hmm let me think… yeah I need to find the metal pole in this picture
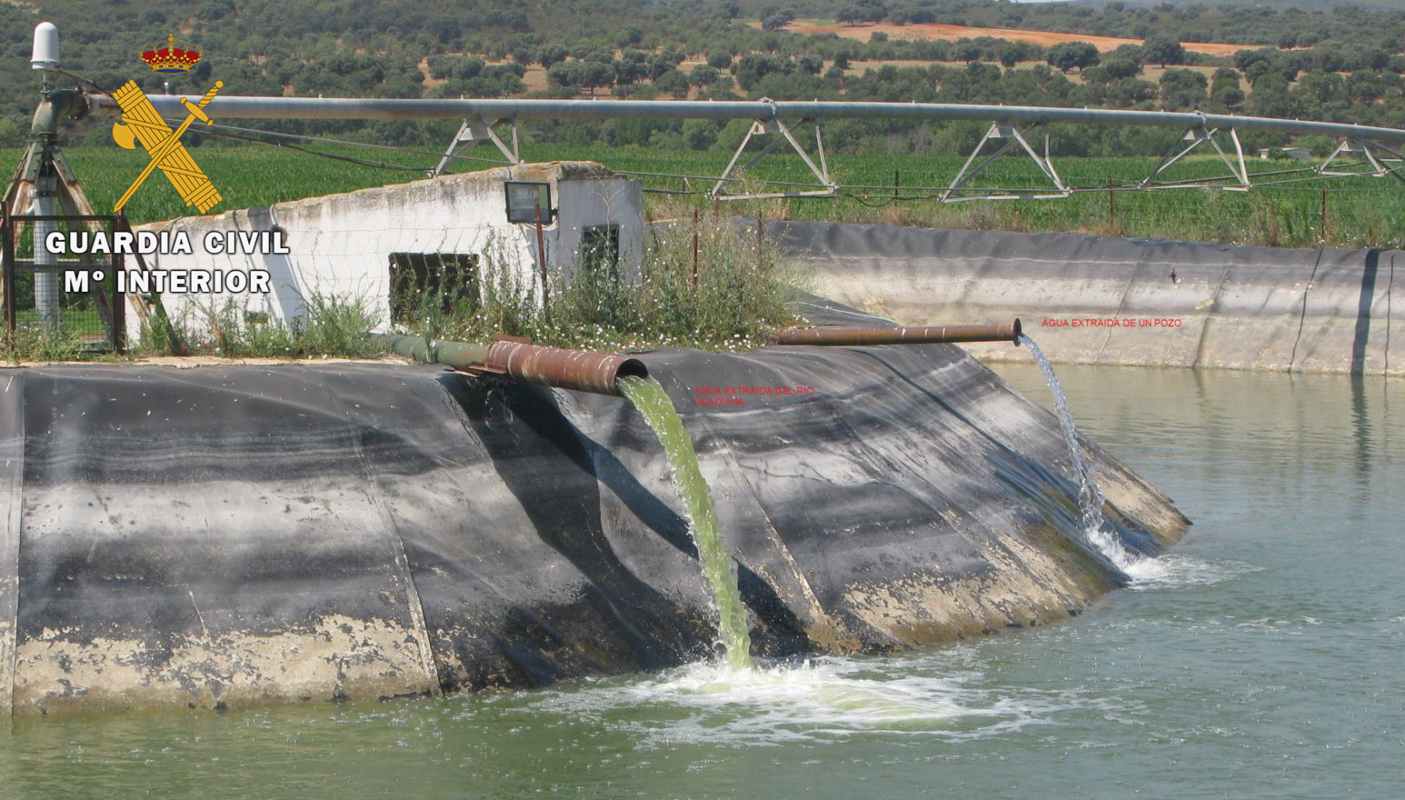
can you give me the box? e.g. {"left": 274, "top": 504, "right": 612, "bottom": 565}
{"left": 32, "top": 171, "right": 58, "bottom": 327}
{"left": 771, "top": 320, "right": 1023, "bottom": 346}
{"left": 89, "top": 94, "right": 1405, "bottom": 144}
{"left": 1, "top": 205, "right": 13, "bottom": 340}
{"left": 534, "top": 202, "right": 548, "bottom": 316}
{"left": 756, "top": 214, "right": 764, "bottom": 271}
{"left": 111, "top": 222, "right": 123, "bottom": 352}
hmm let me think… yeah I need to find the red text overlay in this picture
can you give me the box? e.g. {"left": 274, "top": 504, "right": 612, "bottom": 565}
{"left": 1040, "top": 317, "right": 1184, "bottom": 329}
{"left": 692, "top": 384, "right": 817, "bottom": 407}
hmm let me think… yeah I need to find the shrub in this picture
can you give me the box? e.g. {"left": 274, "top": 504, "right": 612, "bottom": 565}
{"left": 2, "top": 324, "right": 83, "bottom": 363}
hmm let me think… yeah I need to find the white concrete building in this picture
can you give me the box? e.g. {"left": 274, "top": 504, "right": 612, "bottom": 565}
{"left": 129, "top": 161, "right": 644, "bottom": 341}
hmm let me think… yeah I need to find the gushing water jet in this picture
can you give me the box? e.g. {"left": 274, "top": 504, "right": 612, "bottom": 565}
{"left": 1019, "top": 333, "right": 1141, "bottom": 571}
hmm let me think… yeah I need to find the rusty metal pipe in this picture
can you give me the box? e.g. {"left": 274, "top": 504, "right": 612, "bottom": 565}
{"left": 484, "top": 340, "right": 649, "bottom": 396}
{"left": 770, "top": 320, "right": 1023, "bottom": 346}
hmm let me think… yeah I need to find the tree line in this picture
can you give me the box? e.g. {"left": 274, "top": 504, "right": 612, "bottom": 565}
{"left": 2, "top": 0, "right": 1404, "bottom": 160}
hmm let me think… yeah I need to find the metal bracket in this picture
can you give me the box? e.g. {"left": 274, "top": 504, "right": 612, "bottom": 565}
{"left": 432, "top": 116, "right": 520, "bottom": 176}
{"left": 710, "top": 115, "right": 836, "bottom": 201}
{"left": 941, "top": 123, "right": 1069, "bottom": 203}
{"left": 1140, "top": 127, "right": 1250, "bottom": 190}
{"left": 1318, "top": 138, "right": 1390, "bottom": 177}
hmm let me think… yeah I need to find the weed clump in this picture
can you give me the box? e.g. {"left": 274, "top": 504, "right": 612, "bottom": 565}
{"left": 1, "top": 324, "right": 84, "bottom": 363}
{"left": 400, "top": 214, "right": 803, "bottom": 352}
{"left": 135, "top": 288, "right": 385, "bottom": 359}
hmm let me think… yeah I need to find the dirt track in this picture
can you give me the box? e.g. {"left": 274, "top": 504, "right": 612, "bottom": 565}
{"left": 771, "top": 20, "right": 1256, "bottom": 56}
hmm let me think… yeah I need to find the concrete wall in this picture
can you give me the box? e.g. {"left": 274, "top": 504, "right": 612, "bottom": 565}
{"left": 130, "top": 161, "right": 644, "bottom": 342}
{"left": 774, "top": 221, "right": 1403, "bottom": 377}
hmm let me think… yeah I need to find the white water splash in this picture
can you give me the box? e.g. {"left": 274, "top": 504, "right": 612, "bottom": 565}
{"left": 1020, "top": 335, "right": 1144, "bottom": 574}
{"left": 525, "top": 656, "right": 1100, "bottom": 747}
{"left": 1122, "top": 555, "right": 1262, "bottom": 590}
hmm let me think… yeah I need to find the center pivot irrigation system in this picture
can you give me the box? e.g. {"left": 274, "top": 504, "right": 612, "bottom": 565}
{"left": 85, "top": 91, "right": 1405, "bottom": 203}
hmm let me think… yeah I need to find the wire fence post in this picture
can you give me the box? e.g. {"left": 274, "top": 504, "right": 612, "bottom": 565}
{"left": 1108, "top": 177, "right": 1116, "bottom": 233}
{"left": 691, "top": 207, "right": 699, "bottom": 290}
{"left": 1, "top": 204, "right": 13, "bottom": 342}
{"left": 111, "top": 228, "right": 125, "bottom": 353}
{"left": 1320, "top": 186, "right": 1329, "bottom": 242}
{"left": 893, "top": 169, "right": 899, "bottom": 199}
{"left": 756, "top": 213, "right": 764, "bottom": 270}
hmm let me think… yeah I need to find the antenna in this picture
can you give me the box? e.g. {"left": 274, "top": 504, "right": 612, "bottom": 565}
{"left": 31, "top": 21, "right": 59, "bottom": 85}
{"left": 3, "top": 22, "right": 116, "bottom": 340}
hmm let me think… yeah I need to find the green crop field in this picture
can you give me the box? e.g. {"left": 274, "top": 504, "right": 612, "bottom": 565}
{"left": 5, "top": 142, "right": 1404, "bottom": 250}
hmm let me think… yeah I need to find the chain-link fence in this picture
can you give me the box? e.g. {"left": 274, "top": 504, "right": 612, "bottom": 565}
{"left": 1, "top": 209, "right": 125, "bottom": 353}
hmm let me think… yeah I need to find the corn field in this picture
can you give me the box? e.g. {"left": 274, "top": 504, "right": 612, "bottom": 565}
{"left": 4, "top": 143, "right": 1403, "bottom": 250}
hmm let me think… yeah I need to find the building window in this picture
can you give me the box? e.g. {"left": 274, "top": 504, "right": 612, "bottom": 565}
{"left": 388, "top": 253, "right": 480, "bottom": 325}
{"left": 579, "top": 224, "right": 620, "bottom": 280}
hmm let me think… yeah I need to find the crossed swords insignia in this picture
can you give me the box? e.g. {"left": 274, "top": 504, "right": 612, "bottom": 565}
{"left": 110, "top": 79, "right": 224, "bottom": 214}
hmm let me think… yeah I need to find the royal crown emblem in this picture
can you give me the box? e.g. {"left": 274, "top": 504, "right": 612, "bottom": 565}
{"left": 140, "top": 34, "right": 201, "bottom": 73}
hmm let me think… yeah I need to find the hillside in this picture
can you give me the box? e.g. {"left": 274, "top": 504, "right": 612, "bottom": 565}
{"left": 2, "top": 0, "right": 1405, "bottom": 159}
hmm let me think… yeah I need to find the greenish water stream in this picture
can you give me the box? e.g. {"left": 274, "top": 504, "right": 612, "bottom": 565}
{"left": 618, "top": 374, "right": 753, "bottom": 669}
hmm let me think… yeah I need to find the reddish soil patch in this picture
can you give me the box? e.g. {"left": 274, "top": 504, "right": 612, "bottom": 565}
{"left": 768, "top": 19, "right": 1257, "bottom": 56}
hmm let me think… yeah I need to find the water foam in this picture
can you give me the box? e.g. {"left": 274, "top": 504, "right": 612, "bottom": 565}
{"left": 526, "top": 656, "right": 1094, "bottom": 746}
{"left": 1122, "top": 555, "right": 1262, "bottom": 590}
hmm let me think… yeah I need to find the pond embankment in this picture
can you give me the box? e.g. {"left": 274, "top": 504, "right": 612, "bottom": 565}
{"left": 775, "top": 220, "right": 1400, "bottom": 377}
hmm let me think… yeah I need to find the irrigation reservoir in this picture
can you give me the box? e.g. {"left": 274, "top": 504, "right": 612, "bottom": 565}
{"left": 2, "top": 19, "right": 1400, "bottom": 797}
{"left": 1, "top": 364, "right": 1396, "bottom": 798}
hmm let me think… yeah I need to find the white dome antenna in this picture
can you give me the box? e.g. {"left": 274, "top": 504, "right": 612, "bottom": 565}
{"left": 32, "top": 21, "right": 60, "bottom": 72}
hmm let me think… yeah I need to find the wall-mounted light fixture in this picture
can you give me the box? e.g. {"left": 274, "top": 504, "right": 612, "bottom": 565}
{"left": 504, "top": 181, "right": 552, "bottom": 224}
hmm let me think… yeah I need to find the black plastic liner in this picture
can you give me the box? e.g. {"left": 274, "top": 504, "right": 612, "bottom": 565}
{"left": 0, "top": 341, "right": 1187, "bottom": 715}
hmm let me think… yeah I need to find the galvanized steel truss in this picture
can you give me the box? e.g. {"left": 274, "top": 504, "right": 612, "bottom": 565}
{"left": 942, "top": 123, "right": 1069, "bottom": 202}
{"left": 433, "top": 116, "right": 521, "bottom": 175}
{"left": 711, "top": 116, "right": 835, "bottom": 201}
{"left": 1140, "top": 127, "right": 1250, "bottom": 191}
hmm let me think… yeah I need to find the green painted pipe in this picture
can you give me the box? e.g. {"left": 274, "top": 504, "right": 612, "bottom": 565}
{"left": 436, "top": 339, "right": 491, "bottom": 369}
{"left": 375, "top": 334, "right": 489, "bottom": 369}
